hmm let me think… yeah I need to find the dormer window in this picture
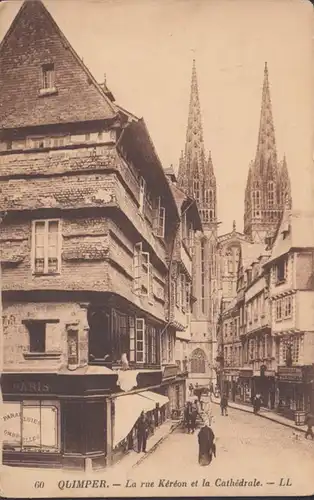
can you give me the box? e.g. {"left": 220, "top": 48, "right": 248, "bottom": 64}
{"left": 40, "top": 63, "right": 57, "bottom": 96}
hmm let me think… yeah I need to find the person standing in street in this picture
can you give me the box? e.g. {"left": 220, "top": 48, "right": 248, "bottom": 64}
{"left": 305, "top": 412, "right": 314, "bottom": 440}
{"left": 137, "top": 411, "right": 148, "bottom": 453}
{"left": 189, "top": 383, "right": 194, "bottom": 397}
{"left": 253, "top": 394, "right": 262, "bottom": 415}
{"left": 198, "top": 419, "right": 216, "bottom": 466}
{"left": 190, "top": 400, "right": 198, "bottom": 433}
{"left": 220, "top": 393, "right": 228, "bottom": 416}
{"left": 184, "top": 401, "right": 192, "bottom": 433}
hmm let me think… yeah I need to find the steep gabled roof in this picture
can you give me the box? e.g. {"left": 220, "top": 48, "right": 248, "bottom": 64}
{"left": 0, "top": 0, "right": 118, "bottom": 129}
{"left": 267, "top": 209, "right": 314, "bottom": 264}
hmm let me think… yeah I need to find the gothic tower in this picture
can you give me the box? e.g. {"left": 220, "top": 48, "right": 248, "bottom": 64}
{"left": 244, "top": 62, "right": 292, "bottom": 244}
{"left": 178, "top": 59, "right": 218, "bottom": 385}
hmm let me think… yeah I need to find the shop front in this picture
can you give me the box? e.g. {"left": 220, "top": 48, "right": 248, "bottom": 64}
{"left": 252, "top": 366, "right": 276, "bottom": 409}
{"left": 223, "top": 370, "right": 239, "bottom": 402}
{"left": 156, "top": 365, "right": 186, "bottom": 420}
{"left": 236, "top": 368, "right": 253, "bottom": 404}
{"left": 277, "top": 366, "right": 314, "bottom": 423}
{"left": 1, "top": 369, "right": 118, "bottom": 470}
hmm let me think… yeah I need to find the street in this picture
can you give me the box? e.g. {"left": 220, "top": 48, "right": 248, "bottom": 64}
{"left": 129, "top": 404, "right": 314, "bottom": 495}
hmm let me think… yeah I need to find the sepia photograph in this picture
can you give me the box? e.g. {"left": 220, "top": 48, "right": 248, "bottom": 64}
{"left": 0, "top": 0, "right": 314, "bottom": 497}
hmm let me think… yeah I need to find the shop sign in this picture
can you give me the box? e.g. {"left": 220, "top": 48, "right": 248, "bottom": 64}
{"left": 12, "top": 381, "right": 51, "bottom": 393}
{"left": 278, "top": 366, "right": 303, "bottom": 382}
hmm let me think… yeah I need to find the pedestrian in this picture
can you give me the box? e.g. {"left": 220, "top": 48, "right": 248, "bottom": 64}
{"left": 305, "top": 412, "right": 314, "bottom": 440}
{"left": 184, "top": 401, "right": 192, "bottom": 433}
{"left": 137, "top": 411, "right": 148, "bottom": 453}
{"left": 220, "top": 393, "right": 228, "bottom": 416}
{"left": 154, "top": 403, "right": 160, "bottom": 427}
{"left": 253, "top": 394, "right": 262, "bottom": 415}
{"left": 198, "top": 419, "right": 216, "bottom": 466}
{"left": 189, "top": 383, "right": 194, "bottom": 397}
{"left": 190, "top": 400, "right": 198, "bottom": 433}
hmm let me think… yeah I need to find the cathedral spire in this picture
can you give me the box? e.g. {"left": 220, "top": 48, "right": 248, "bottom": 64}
{"left": 256, "top": 61, "right": 276, "bottom": 166}
{"left": 184, "top": 59, "right": 205, "bottom": 172}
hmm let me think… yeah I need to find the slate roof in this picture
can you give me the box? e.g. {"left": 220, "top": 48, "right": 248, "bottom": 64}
{"left": 0, "top": 0, "right": 117, "bottom": 129}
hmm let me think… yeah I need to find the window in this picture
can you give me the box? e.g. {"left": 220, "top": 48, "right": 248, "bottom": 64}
{"left": 249, "top": 339, "right": 254, "bottom": 360}
{"left": 111, "top": 309, "right": 129, "bottom": 362}
{"left": 145, "top": 324, "right": 158, "bottom": 364}
{"left": 28, "top": 322, "right": 45, "bottom": 353}
{"left": 153, "top": 197, "right": 165, "bottom": 238}
{"left": 51, "top": 136, "right": 66, "bottom": 147}
{"left": 276, "top": 299, "right": 282, "bottom": 321}
{"left": 167, "top": 331, "right": 174, "bottom": 363}
{"left": 32, "top": 220, "right": 61, "bottom": 274}
{"left": 135, "top": 318, "right": 145, "bottom": 363}
{"left": 280, "top": 336, "right": 302, "bottom": 365}
{"left": 2, "top": 400, "right": 59, "bottom": 452}
{"left": 139, "top": 177, "right": 146, "bottom": 213}
{"left": 133, "top": 242, "right": 150, "bottom": 296}
{"left": 285, "top": 296, "right": 292, "bottom": 318}
{"left": 23, "top": 319, "right": 60, "bottom": 356}
{"left": 41, "top": 63, "right": 55, "bottom": 90}
{"left": 275, "top": 258, "right": 288, "bottom": 283}
{"left": 191, "top": 348, "right": 206, "bottom": 373}
{"left": 180, "top": 273, "right": 186, "bottom": 311}
{"left": 185, "top": 281, "right": 191, "bottom": 312}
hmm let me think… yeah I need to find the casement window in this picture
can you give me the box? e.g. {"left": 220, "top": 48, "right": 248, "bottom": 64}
{"left": 32, "top": 220, "right": 61, "bottom": 274}
{"left": 153, "top": 197, "right": 166, "bottom": 238}
{"left": 42, "top": 63, "right": 55, "bottom": 90}
{"left": 284, "top": 295, "right": 292, "bottom": 318}
{"left": 133, "top": 242, "right": 150, "bottom": 296}
{"left": 135, "top": 318, "right": 145, "bottom": 363}
{"left": 2, "top": 400, "right": 60, "bottom": 453}
{"left": 139, "top": 177, "right": 146, "bottom": 213}
{"left": 111, "top": 309, "right": 129, "bottom": 362}
{"left": 276, "top": 299, "right": 282, "bottom": 320}
{"left": 145, "top": 324, "right": 158, "bottom": 364}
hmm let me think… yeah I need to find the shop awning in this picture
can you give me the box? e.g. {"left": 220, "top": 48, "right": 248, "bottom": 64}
{"left": 140, "top": 390, "right": 169, "bottom": 407}
{"left": 113, "top": 393, "right": 156, "bottom": 448}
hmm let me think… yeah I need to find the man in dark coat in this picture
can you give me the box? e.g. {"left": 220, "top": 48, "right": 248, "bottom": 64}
{"left": 305, "top": 412, "right": 314, "bottom": 440}
{"left": 137, "top": 411, "right": 148, "bottom": 452}
{"left": 220, "top": 393, "right": 228, "bottom": 416}
{"left": 198, "top": 421, "right": 216, "bottom": 466}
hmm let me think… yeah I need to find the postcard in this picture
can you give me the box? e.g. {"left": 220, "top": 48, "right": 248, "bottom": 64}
{"left": 0, "top": 0, "right": 314, "bottom": 497}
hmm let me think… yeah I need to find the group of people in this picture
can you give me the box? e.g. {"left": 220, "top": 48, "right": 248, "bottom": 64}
{"left": 183, "top": 400, "right": 199, "bottom": 433}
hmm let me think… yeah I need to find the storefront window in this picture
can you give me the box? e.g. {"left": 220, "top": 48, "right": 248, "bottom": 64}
{"left": 2, "top": 400, "right": 59, "bottom": 452}
{"left": 63, "top": 401, "right": 83, "bottom": 454}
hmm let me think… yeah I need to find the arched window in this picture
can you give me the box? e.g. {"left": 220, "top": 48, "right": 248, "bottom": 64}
{"left": 191, "top": 348, "right": 206, "bottom": 373}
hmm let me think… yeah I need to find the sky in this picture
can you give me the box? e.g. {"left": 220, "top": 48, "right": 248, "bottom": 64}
{"left": 0, "top": 0, "right": 313, "bottom": 234}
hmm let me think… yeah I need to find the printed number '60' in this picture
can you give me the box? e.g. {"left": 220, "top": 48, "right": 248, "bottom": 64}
{"left": 34, "top": 481, "right": 45, "bottom": 489}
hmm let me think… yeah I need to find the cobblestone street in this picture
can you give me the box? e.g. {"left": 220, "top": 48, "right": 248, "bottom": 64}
{"left": 129, "top": 404, "right": 314, "bottom": 495}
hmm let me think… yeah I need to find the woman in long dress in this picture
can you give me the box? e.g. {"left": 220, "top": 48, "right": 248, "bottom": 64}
{"left": 198, "top": 420, "right": 216, "bottom": 466}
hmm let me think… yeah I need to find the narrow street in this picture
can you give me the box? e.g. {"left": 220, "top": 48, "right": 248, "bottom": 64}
{"left": 129, "top": 404, "right": 314, "bottom": 495}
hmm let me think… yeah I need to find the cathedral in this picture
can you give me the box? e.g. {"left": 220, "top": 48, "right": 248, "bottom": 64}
{"left": 176, "top": 60, "right": 292, "bottom": 387}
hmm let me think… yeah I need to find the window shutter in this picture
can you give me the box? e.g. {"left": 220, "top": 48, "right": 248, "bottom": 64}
{"left": 141, "top": 252, "right": 150, "bottom": 295}
{"left": 129, "top": 316, "right": 135, "bottom": 362}
{"left": 133, "top": 243, "right": 142, "bottom": 295}
{"left": 149, "top": 263, "right": 154, "bottom": 303}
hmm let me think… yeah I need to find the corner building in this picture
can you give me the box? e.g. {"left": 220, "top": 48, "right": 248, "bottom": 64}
{"left": 0, "top": 0, "right": 181, "bottom": 470}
